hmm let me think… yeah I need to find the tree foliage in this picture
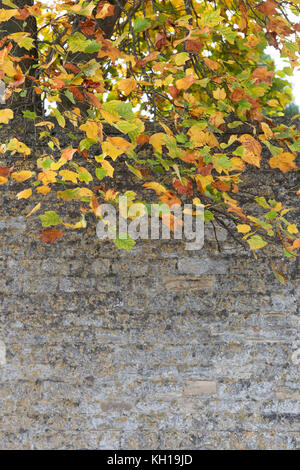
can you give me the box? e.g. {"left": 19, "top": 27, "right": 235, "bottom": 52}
{"left": 0, "top": 0, "right": 299, "bottom": 272}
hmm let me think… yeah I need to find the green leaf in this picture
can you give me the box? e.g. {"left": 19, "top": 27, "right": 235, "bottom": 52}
{"left": 40, "top": 211, "right": 62, "bottom": 227}
{"left": 22, "top": 110, "right": 37, "bottom": 120}
{"left": 64, "top": 89, "right": 75, "bottom": 104}
{"left": 204, "top": 210, "right": 214, "bottom": 222}
{"left": 114, "top": 234, "right": 136, "bottom": 250}
{"left": 95, "top": 168, "right": 107, "bottom": 180}
{"left": 133, "top": 18, "right": 151, "bottom": 33}
{"left": 85, "top": 40, "right": 102, "bottom": 54}
{"left": 247, "top": 235, "right": 267, "bottom": 250}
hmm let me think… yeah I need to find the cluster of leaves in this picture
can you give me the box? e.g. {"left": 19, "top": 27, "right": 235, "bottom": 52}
{"left": 0, "top": 0, "right": 299, "bottom": 276}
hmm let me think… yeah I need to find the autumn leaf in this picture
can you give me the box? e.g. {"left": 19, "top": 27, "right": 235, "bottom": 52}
{"left": 59, "top": 170, "right": 78, "bottom": 183}
{"left": 213, "top": 88, "right": 226, "bottom": 100}
{"left": 237, "top": 224, "right": 251, "bottom": 234}
{"left": 26, "top": 203, "right": 41, "bottom": 218}
{"left": 176, "top": 74, "right": 197, "bottom": 91}
{"left": 11, "top": 170, "right": 32, "bottom": 182}
{"left": 261, "top": 122, "right": 273, "bottom": 140}
{"left": 39, "top": 228, "right": 64, "bottom": 243}
{"left": 0, "top": 165, "right": 14, "bottom": 178}
{"left": 117, "top": 78, "right": 137, "bottom": 96}
{"left": 37, "top": 185, "right": 51, "bottom": 195}
{"left": 159, "top": 190, "right": 181, "bottom": 208}
{"left": 16, "top": 188, "right": 32, "bottom": 199}
{"left": 0, "top": 109, "right": 14, "bottom": 124}
{"left": 239, "top": 134, "right": 262, "bottom": 167}
{"left": 61, "top": 147, "right": 77, "bottom": 161}
{"left": 96, "top": 1, "right": 115, "bottom": 19}
{"left": 143, "top": 182, "right": 167, "bottom": 195}
{"left": 247, "top": 235, "right": 267, "bottom": 250}
{"left": 269, "top": 153, "right": 298, "bottom": 173}
{"left": 271, "top": 265, "right": 287, "bottom": 285}
{"left": 0, "top": 176, "right": 8, "bottom": 185}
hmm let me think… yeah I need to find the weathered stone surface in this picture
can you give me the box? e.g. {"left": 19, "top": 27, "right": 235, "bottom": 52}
{"left": 0, "top": 169, "right": 299, "bottom": 450}
{"left": 183, "top": 381, "right": 217, "bottom": 395}
{"left": 178, "top": 257, "right": 229, "bottom": 275}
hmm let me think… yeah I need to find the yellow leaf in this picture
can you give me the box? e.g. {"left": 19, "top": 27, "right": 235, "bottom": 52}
{"left": 35, "top": 121, "right": 55, "bottom": 129}
{"left": 51, "top": 157, "right": 67, "bottom": 171}
{"left": 213, "top": 88, "right": 226, "bottom": 100}
{"left": 38, "top": 170, "right": 57, "bottom": 185}
{"left": 149, "top": 133, "right": 166, "bottom": 153}
{"left": 102, "top": 159, "right": 114, "bottom": 177}
{"left": 143, "top": 182, "right": 167, "bottom": 195}
{"left": 269, "top": 152, "right": 298, "bottom": 173}
{"left": 59, "top": 170, "right": 78, "bottom": 183}
{"left": 11, "top": 170, "right": 32, "bottom": 182}
{"left": 261, "top": 122, "right": 273, "bottom": 140}
{"left": 102, "top": 141, "right": 123, "bottom": 161}
{"left": 209, "top": 111, "right": 225, "bottom": 128}
{"left": 267, "top": 99, "right": 279, "bottom": 107}
{"left": 196, "top": 174, "right": 213, "bottom": 191}
{"left": 26, "top": 203, "right": 41, "bottom": 218}
{"left": 100, "top": 108, "right": 120, "bottom": 125}
{"left": 7, "top": 138, "right": 31, "bottom": 156}
{"left": 107, "top": 136, "right": 134, "bottom": 151}
{"left": 117, "top": 78, "right": 137, "bottom": 96}
{"left": 287, "top": 224, "right": 298, "bottom": 234}
{"left": 0, "top": 176, "right": 8, "bottom": 184}
{"left": 16, "top": 188, "right": 32, "bottom": 199}
{"left": 237, "top": 224, "right": 251, "bottom": 233}
{"left": 37, "top": 185, "right": 51, "bottom": 195}
{"left": 79, "top": 120, "right": 100, "bottom": 141}
{"left": 0, "top": 9, "right": 18, "bottom": 22}
{"left": 0, "top": 109, "right": 13, "bottom": 124}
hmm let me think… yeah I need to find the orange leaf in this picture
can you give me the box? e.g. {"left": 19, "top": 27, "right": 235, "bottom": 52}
{"left": 176, "top": 74, "right": 197, "bottom": 91}
{"left": 159, "top": 190, "right": 181, "bottom": 208}
{"left": 0, "top": 165, "right": 13, "bottom": 177}
{"left": 269, "top": 152, "right": 298, "bottom": 173}
{"left": 96, "top": 1, "right": 115, "bottom": 19}
{"left": 61, "top": 147, "right": 77, "bottom": 161}
{"left": 39, "top": 229, "right": 64, "bottom": 244}
{"left": 239, "top": 134, "right": 262, "bottom": 167}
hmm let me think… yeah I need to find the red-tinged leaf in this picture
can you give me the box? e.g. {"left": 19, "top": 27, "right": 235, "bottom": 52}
{"left": 136, "top": 134, "right": 150, "bottom": 146}
{"left": 79, "top": 19, "right": 96, "bottom": 36}
{"left": 39, "top": 229, "right": 64, "bottom": 244}
{"left": 68, "top": 86, "right": 84, "bottom": 101}
{"left": 197, "top": 163, "right": 213, "bottom": 176}
{"left": 252, "top": 67, "right": 274, "bottom": 85}
{"left": 173, "top": 178, "right": 193, "bottom": 196}
{"left": 271, "top": 265, "right": 287, "bottom": 285}
{"left": 159, "top": 190, "right": 181, "bottom": 208}
{"left": 168, "top": 85, "right": 179, "bottom": 99}
{"left": 15, "top": 7, "right": 30, "bottom": 20}
{"left": 65, "top": 63, "right": 82, "bottom": 74}
{"left": 185, "top": 40, "right": 203, "bottom": 53}
{"left": 257, "top": 1, "right": 278, "bottom": 16}
{"left": 96, "top": 1, "right": 115, "bottom": 19}
{"left": 0, "top": 165, "right": 14, "bottom": 177}
{"left": 211, "top": 180, "right": 231, "bottom": 192}
{"left": 155, "top": 31, "right": 168, "bottom": 50}
{"left": 83, "top": 91, "right": 102, "bottom": 108}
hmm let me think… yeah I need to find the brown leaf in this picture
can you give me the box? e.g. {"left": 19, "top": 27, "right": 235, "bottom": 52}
{"left": 39, "top": 229, "right": 64, "bottom": 244}
{"left": 0, "top": 165, "right": 13, "bottom": 177}
{"left": 173, "top": 178, "right": 193, "bottom": 196}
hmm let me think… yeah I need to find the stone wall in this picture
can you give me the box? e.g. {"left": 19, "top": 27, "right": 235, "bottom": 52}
{"left": 0, "top": 207, "right": 299, "bottom": 449}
